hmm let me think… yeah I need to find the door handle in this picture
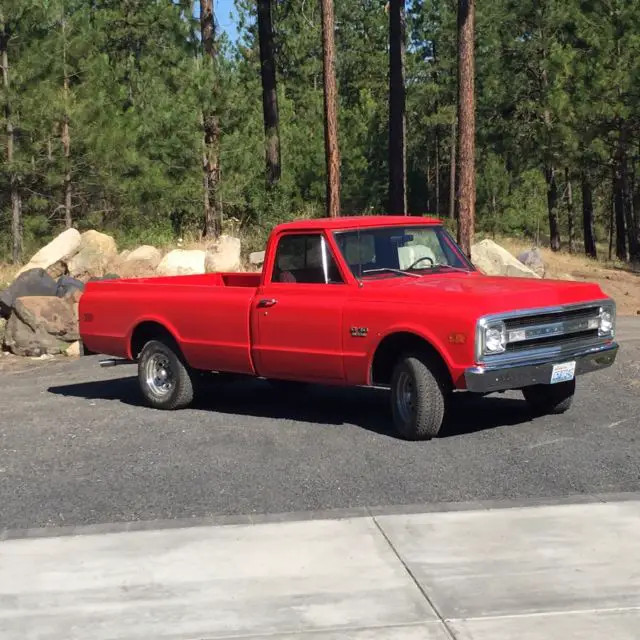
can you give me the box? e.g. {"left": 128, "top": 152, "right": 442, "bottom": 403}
{"left": 257, "top": 298, "right": 278, "bottom": 308}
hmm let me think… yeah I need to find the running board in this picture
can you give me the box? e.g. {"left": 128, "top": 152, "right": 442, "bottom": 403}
{"left": 99, "top": 358, "right": 135, "bottom": 368}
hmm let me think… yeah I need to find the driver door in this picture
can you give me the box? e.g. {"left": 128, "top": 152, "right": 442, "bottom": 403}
{"left": 251, "top": 232, "right": 350, "bottom": 382}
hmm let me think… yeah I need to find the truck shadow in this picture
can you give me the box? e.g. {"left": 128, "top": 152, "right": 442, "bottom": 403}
{"left": 48, "top": 375, "right": 536, "bottom": 440}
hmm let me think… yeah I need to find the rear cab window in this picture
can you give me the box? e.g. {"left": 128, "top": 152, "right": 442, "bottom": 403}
{"left": 271, "top": 233, "right": 344, "bottom": 284}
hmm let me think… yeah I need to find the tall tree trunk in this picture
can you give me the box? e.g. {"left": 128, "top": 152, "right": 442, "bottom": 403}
{"left": 449, "top": 118, "right": 456, "bottom": 219}
{"left": 456, "top": 0, "right": 476, "bottom": 257}
{"left": 257, "top": 0, "right": 281, "bottom": 187}
{"left": 565, "top": 167, "right": 575, "bottom": 253}
{"left": 581, "top": 172, "right": 597, "bottom": 259}
{"left": 544, "top": 167, "right": 561, "bottom": 251}
{"left": 1, "top": 14, "right": 21, "bottom": 263}
{"left": 320, "top": 0, "right": 341, "bottom": 218}
{"left": 62, "top": 16, "right": 72, "bottom": 229}
{"left": 613, "top": 155, "right": 628, "bottom": 261}
{"left": 388, "top": 0, "right": 407, "bottom": 214}
{"left": 434, "top": 129, "right": 440, "bottom": 216}
{"left": 608, "top": 183, "right": 614, "bottom": 261}
{"left": 200, "top": 0, "right": 221, "bottom": 237}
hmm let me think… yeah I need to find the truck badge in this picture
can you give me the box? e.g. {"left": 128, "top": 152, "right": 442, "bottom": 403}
{"left": 350, "top": 327, "right": 368, "bottom": 338}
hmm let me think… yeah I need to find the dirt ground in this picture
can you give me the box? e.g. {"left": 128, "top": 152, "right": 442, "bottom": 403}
{"left": 499, "top": 237, "right": 640, "bottom": 317}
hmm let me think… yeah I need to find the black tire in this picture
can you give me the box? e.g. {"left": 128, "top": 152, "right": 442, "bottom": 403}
{"left": 522, "top": 379, "right": 576, "bottom": 415}
{"left": 138, "top": 339, "right": 195, "bottom": 410}
{"left": 390, "top": 353, "right": 447, "bottom": 441}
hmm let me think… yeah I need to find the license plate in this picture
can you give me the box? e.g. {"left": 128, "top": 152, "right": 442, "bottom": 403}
{"left": 550, "top": 361, "right": 576, "bottom": 384}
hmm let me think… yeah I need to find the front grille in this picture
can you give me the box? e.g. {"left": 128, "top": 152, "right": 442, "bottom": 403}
{"left": 506, "top": 329, "right": 599, "bottom": 353}
{"left": 503, "top": 305, "right": 600, "bottom": 330}
{"left": 480, "top": 302, "right": 610, "bottom": 364}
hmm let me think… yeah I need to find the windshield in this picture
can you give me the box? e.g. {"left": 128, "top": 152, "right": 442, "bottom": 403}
{"left": 333, "top": 224, "right": 474, "bottom": 279}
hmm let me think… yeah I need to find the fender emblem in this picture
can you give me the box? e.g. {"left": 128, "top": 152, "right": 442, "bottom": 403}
{"left": 350, "top": 327, "right": 368, "bottom": 338}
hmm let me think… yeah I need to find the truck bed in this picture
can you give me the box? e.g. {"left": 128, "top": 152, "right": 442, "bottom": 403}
{"left": 79, "top": 272, "right": 261, "bottom": 374}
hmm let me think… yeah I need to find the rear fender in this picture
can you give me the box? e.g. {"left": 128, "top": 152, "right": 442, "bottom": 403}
{"left": 126, "top": 316, "right": 183, "bottom": 361}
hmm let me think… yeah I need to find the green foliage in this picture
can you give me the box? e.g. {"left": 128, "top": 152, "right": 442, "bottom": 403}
{"left": 1, "top": 0, "right": 640, "bottom": 262}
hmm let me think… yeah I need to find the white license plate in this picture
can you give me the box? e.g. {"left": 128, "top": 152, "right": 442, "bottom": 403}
{"left": 550, "top": 361, "right": 576, "bottom": 384}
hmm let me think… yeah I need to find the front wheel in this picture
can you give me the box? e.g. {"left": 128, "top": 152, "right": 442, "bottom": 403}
{"left": 138, "top": 339, "right": 195, "bottom": 410}
{"left": 390, "top": 354, "right": 447, "bottom": 440}
{"left": 522, "top": 379, "right": 576, "bottom": 415}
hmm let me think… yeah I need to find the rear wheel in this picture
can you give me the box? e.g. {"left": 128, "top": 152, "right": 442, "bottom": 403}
{"left": 390, "top": 353, "right": 447, "bottom": 440}
{"left": 138, "top": 339, "right": 195, "bottom": 410}
{"left": 522, "top": 379, "right": 576, "bottom": 415}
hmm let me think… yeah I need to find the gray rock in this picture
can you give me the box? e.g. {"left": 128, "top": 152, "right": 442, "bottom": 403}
{"left": 517, "top": 248, "right": 546, "bottom": 277}
{"left": 0, "top": 268, "right": 58, "bottom": 319}
{"left": 249, "top": 251, "right": 266, "bottom": 266}
{"left": 56, "top": 275, "right": 85, "bottom": 298}
{"left": 3, "top": 296, "right": 79, "bottom": 357}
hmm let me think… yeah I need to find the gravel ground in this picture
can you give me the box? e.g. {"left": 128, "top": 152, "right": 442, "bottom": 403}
{"left": 1, "top": 318, "right": 638, "bottom": 531}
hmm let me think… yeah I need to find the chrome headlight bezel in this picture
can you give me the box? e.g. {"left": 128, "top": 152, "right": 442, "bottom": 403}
{"left": 598, "top": 301, "right": 616, "bottom": 338}
{"left": 476, "top": 319, "right": 507, "bottom": 359}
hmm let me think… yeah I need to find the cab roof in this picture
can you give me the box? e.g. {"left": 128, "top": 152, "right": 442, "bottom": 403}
{"left": 272, "top": 215, "right": 443, "bottom": 233}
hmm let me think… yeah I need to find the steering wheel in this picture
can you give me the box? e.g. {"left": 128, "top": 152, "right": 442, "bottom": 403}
{"left": 406, "top": 255, "right": 435, "bottom": 270}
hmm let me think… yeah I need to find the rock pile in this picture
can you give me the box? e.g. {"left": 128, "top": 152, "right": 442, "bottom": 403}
{"left": 0, "top": 268, "right": 84, "bottom": 357}
{"left": 0, "top": 228, "right": 245, "bottom": 357}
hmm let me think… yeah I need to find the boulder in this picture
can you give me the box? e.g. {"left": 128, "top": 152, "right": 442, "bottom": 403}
{"left": 126, "top": 245, "right": 162, "bottom": 266}
{"left": 205, "top": 235, "right": 241, "bottom": 273}
{"left": 67, "top": 230, "right": 118, "bottom": 279}
{"left": 249, "top": 251, "right": 266, "bottom": 266}
{"left": 157, "top": 250, "right": 206, "bottom": 276}
{"left": 0, "top": 268, "right": 58, "bottom": 319}
{"left": 517, "top": 248, "right": 546, "bottom": 277}
{"left": 3, "top": 296, "right": 79, "bottom": 357}
{"left": 55, "top": 275, "right": 85, "bottom": 299}
{"left": 117, "top": 245, "right": 162, "bottom": 278}
{"left": 471, "top": 239, "right": 541, "bottom": 279}
{"left": 16, "top": 228, "right": 81, "bottom": 277}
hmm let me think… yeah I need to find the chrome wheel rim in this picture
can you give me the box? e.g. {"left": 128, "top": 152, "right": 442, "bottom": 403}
{"left": 145, "top": 353, "right": 175, "bottom": 397}
{"left": 395, "top": 371, "right": 415, "bottom": 423}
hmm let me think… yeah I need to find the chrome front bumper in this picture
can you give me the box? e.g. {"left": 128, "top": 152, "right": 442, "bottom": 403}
{"left": 464, "top": 342, "right": 619, "bottom": 394}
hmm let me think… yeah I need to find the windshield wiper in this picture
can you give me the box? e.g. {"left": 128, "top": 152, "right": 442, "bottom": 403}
{"left": 361, "top": 268, "right": 421, "bottom": 278}
{"left": 423, "top": 264, "right": 471, "bottom": 273}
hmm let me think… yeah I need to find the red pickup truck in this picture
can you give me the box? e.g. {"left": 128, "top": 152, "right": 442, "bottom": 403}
{"left": 79, "top": 216, "right": 618, "bottom": 440}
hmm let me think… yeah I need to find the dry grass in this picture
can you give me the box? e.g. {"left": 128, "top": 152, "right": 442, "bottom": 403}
{"left": 494, "top": 235, "right": 640, "bottom": 316}
{"left": 0, "top": 263, "right": 18, "bottom": 289}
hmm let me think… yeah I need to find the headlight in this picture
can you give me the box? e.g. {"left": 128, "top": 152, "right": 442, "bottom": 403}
{"left": 598, "top": 305, "right": 615, "bottom": 336}
{"left": 483, "top": 321, "right": 506, "bottom": 355}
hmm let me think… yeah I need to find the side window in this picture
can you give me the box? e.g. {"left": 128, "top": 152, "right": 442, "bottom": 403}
{"left": 272, "top": 234, "right": 344, "bottom": 284}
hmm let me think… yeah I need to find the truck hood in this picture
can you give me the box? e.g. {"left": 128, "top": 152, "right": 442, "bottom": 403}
{"left": 362, "top": 272, "right": 610, "bottom": 316}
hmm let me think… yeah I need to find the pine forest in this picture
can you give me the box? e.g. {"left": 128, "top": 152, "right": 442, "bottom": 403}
{"left": 2, "top": 0, "right": 640, "bottom": 266}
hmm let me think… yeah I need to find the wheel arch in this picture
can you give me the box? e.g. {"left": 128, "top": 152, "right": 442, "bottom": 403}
{"left": 369, "top": 330, "right": 453, "bottom": 391}
{"left": 129, "top": 320, "right": 183, "bottom": 361}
